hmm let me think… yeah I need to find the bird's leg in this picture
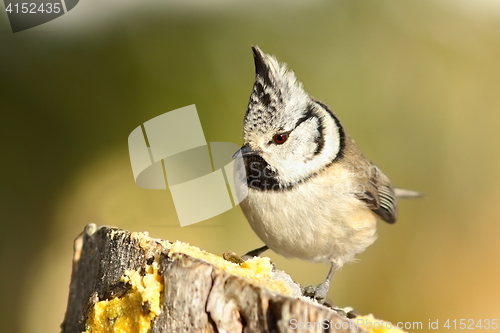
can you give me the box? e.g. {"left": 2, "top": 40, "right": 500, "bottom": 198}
{"left": 223, "top": 245, "right": 269, "bottom": 264}
{"left": 312, "top": 262, "right": 337, "bottom": 303}
{"left": 242, "top": 245, "right": 269, "bottom": 260}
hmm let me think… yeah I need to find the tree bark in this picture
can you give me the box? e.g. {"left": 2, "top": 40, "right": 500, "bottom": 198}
{"left": 61, "top": 224, "right": 371, "bottom": 333}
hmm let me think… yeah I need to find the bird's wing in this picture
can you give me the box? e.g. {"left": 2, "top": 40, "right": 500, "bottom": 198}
{"left": 356, "top": 166, "right": 398, "bottom": 224}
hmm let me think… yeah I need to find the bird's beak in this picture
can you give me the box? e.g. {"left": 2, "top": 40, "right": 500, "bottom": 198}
{"left": 232, "top": 144, "right": 261, "bottom": 159}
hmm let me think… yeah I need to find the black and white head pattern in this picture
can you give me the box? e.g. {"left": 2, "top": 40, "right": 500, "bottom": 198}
{"left": 242, "top": 46, "right": 345, "bottom": 190}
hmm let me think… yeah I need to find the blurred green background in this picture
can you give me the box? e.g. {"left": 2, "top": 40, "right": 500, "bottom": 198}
{"left": 2, "top": 0, "right": 500, "bottom": 332}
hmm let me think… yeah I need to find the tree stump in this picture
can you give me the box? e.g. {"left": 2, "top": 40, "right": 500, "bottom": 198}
{"left": 61, "top": 224, "right": 400, "bottom": 333}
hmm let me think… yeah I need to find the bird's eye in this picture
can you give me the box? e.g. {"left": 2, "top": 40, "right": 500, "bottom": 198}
{"left": 273, "top": 133, "right": 288, "bottom": 144}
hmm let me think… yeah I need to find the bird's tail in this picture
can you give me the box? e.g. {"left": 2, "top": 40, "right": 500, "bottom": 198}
{"left": 394, "top": 188, "right": 422, "bottom": 199}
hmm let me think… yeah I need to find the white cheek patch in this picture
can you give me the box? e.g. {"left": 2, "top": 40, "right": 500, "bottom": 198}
{"left": 288, "top": 118, "right": 321, "bottom": 161}
{"left": 263, "top": 107, "right": 341, "bottom": 186}
{"left": 318, "top": 112, "right": 341, "bottom": 163}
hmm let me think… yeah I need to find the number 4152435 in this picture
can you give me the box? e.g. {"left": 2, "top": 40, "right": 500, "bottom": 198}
{"left": 443, "top": 319, "right": 498, "bottom": 330}
{"left": 6, "top": 3, "right": 62, "bottom": 14}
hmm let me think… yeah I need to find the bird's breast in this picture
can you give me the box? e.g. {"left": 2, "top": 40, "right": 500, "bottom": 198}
{"left": 239, "top": 175, "right": 378, "bottom": 266}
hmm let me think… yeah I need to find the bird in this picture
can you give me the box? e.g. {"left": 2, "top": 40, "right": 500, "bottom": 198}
{"left": 230, "top": 45, "right": 419, "bottom": 303}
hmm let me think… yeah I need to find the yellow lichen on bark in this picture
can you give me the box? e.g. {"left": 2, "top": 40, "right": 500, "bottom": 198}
{"left": 83, "top": 262, "right": 163, "bottom": 333}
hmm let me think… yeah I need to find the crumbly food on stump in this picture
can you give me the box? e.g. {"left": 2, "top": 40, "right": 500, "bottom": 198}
{"left": 72, "top": 225, "right": 407, "bottom": 333}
